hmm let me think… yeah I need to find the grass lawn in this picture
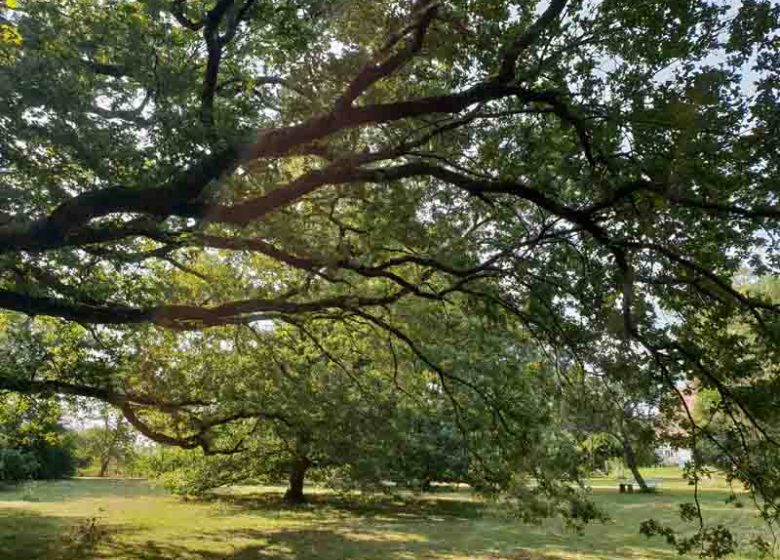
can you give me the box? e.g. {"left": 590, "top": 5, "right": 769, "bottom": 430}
{"left": 0, "top": 468, "right": 774, "bottom": 559}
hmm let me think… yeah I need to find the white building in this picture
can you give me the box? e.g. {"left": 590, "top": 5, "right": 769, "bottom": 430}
{"left": 656, "top": 444, "right": 692, "bottom": 467}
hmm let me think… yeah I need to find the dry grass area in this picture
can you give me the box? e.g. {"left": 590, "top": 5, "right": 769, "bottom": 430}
{"left": 0, "top": 469, "right": 774, "bottom": 559}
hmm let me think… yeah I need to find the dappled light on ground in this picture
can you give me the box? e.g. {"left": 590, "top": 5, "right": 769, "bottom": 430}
{"left": 0, "top": 476, "right": 771, "bottom": 559}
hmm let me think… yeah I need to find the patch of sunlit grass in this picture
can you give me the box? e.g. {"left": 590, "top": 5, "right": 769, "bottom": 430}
{"left": 0, "top": 475, "right": 773, "bottom": 560}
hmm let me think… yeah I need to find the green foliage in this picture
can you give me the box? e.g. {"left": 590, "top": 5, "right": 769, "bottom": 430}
{"left": 123, "top": 300, "right": 582, "bottom": 512}
{"left": 0, "top": 448, "right": 38, "bottom": 483}
{"left": 384, "top": 402, "right": 469, "bottom": 489}
{"left": 74, "top": 408, "right": 137, "bottom": 477}
{"left": 35, "top": 431, "right": 79, "bottom": 479}
{"left": 0, "top": 0, "right": 779, "bottom": 541}
{"left": 0, "top": 393, "right": 78, "bottom": 480}
{"left": 135, "top": 445, "right": 257, "bottom": 495}
{"left": 640, "top": 519, "right": 737, "bottom": 559}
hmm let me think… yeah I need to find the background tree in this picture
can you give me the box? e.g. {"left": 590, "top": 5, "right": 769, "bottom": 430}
{"left": 689, "top": 277, "right": 780, "bottom": 501}
{"left": 565, "top": 379, "right": 660, "bottom": 492}
{"left": 113, "top": 299, "right": 571, "bottom": 507}
{"left": 74, "top": 405, "right": 137, "bottom": 477}
{"left": 384, "top": 394, "right": 470, "bottom": 491}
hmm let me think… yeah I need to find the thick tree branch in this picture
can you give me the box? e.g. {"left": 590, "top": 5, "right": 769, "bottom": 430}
{"left": 2, "top": 82, "right": 594, "bottom": 255}
{"left": 1, "top": 375, "right": 290, "bottom": 453}
{"left": 497, "top": 0, "right": 568, "bottom": 83}
{"left": 335, "top": 0, "right": 439, "bottom": 110}
{"left": 171, "top": 0, "right": 204, "bottom": 31}
{"left": 0, "top": 285, "right": 410, "bottom": 327}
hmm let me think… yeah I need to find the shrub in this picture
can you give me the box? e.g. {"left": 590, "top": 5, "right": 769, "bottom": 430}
{"left": 0, "top": 448, "right": 39, "bottom": 483}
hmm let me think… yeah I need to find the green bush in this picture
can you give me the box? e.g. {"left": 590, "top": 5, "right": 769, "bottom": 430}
{"left": 0, "top": 394, "right": 78, "bottom": 480}
{"left": 0, "top": 448, "right": 39, "bottom": 482}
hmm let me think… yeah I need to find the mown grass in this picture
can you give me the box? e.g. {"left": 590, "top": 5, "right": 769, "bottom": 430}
{"left": 0, "top": 468, "right": 774, "bottom": 559}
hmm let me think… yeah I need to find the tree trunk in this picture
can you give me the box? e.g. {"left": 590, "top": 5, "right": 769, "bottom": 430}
{"left": 622, "top": 437, "right": 649, "bottom": 492}
{"left": 98, "top": 457, "right": 110, "bottom": 477}
{"left": 283, "top": 456, "right": 310, "bottom": 504}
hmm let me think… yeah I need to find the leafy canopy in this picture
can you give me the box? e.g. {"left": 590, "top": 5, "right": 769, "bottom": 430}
{"left": 0, "top": 0, "right": 779, "bottom": 546}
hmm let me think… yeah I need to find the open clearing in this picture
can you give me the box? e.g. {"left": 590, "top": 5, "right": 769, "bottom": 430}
{"left": 0, "top": 469, "right": 773, "bottom": 560}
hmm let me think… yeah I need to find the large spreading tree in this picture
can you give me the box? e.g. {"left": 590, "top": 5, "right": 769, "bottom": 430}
{"left": 1, "top": 0, "right": 779, "bottom": 547}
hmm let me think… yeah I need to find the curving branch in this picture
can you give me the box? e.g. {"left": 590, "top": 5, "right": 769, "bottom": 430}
{"left": 497, "top": 0, "right": 568, "bottom": 83}
{"left": 171, "top": 0, "right": 204, "bottom": 31}
{"left": 0, "top": 286, "right": 410, "bottom": 328}
{"left": 587, "top": 179, "right": 780, "bottom": 221}
{"left": 1, "top": 375, "right": 287, "bottom": 454}
{"left": 200, "top": 0, "right": 256, "bottom": 129}
{"left": 335, "top": 0, "right": 440, "bottom": 110}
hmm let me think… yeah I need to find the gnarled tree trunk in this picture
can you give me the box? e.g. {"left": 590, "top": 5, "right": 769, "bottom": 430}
{"left": 283, "top": 456, "right": 311, "bottom": 504}
{"left": 621, "top": 437, "right": 650, "bottom": 492}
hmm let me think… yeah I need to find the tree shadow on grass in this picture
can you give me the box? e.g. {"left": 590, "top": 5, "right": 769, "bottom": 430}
{"left": 204, "top": 490, "right": 490, "bottom": 522}
{"left": 0, "top": 487, "right": 680, "bottom": 560}
{"left": 181, "top": 493, "right": 679, "bottom": 560}
{"left": 1, "top": 506, "right": 145, "bottom": 560}
{"left": 0, "top": 508, "right": 70, "bottom": 559}
{"left": 99, "top": 526, "right": 580, "bottom": 560}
